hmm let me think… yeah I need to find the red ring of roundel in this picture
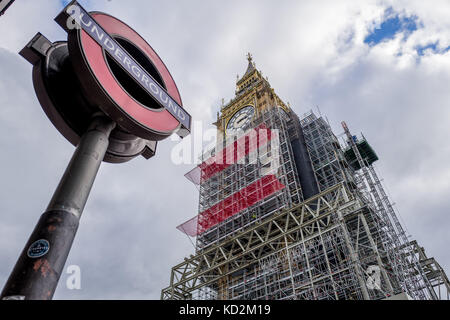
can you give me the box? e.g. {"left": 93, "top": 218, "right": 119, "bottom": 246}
{"left": 80, "top": 13, "right": 182, "bottom": 134}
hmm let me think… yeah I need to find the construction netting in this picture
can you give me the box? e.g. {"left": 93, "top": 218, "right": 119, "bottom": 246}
{"left": 184, "top": 124, "right": 273, "bottom": 185}
{"left": 178, "top": 125, "right": 285, "bottom": 237}
{"left": 177, "top": 174, "right": 285, "bottom": 237}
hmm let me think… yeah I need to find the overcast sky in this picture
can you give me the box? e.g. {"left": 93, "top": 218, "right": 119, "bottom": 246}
{"left": 0, "top": 0, "right": 449, "bottom": 299}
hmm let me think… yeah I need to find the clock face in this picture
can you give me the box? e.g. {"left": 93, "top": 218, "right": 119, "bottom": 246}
{"left": 226, "top": 105, "right": 255, "bottom": 134}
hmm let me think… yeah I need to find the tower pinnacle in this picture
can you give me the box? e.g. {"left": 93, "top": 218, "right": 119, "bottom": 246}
{"left": 247, "top": 52, "right": 253, "bottom": 63}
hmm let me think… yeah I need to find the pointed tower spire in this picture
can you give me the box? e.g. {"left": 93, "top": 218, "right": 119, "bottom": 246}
{"left": 243, "top": 52, "right": 255, "bottom": 77}
{"left": 235, "top": 52, "right": 263, "bottom": 95}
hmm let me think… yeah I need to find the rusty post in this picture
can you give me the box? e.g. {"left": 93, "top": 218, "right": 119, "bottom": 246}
{"left": 1, "top": 116, "right": 115, "bottom": 300}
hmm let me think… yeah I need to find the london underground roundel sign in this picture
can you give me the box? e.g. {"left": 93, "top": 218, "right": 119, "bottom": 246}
{"left": 56, "top": 1, "right": 191, "bottom": 141}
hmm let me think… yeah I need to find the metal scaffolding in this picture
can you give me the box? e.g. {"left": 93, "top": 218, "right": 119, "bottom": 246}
{"left": 162, "top": 110, "right": 449, "bottom": 300}
{"left": 179, "top": 108, "right": 303, "bottom": 249}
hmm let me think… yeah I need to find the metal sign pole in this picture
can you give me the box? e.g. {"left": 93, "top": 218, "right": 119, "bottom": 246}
{"left": 1, "top": 116, "right": 115, "bottom": 300}
{"left": 2, "top": 1, "right": 188, "bottom": 299}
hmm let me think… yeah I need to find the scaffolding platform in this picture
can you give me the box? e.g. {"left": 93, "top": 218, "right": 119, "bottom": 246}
{"left": 162, "top": 112, "right": 449, "bottom": 300}
{"left": 344, "top": 138, "right": 378, "bottom": 170}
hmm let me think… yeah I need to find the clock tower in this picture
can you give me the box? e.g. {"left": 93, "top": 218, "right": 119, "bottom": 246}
{"left": 215, "top": 53, "right": 290, "bottom": 137}
{"left": 162, "top": 54, "right": 449, "bottom": 301}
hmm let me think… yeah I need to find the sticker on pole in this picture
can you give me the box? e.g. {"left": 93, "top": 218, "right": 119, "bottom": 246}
{"left": 27, "top": 239, "right": 50, "bottom": 258}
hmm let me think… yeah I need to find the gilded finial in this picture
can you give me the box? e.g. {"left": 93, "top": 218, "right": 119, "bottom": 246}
{"left": 247, "top": 52, "right": 253, "bottom": 63}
